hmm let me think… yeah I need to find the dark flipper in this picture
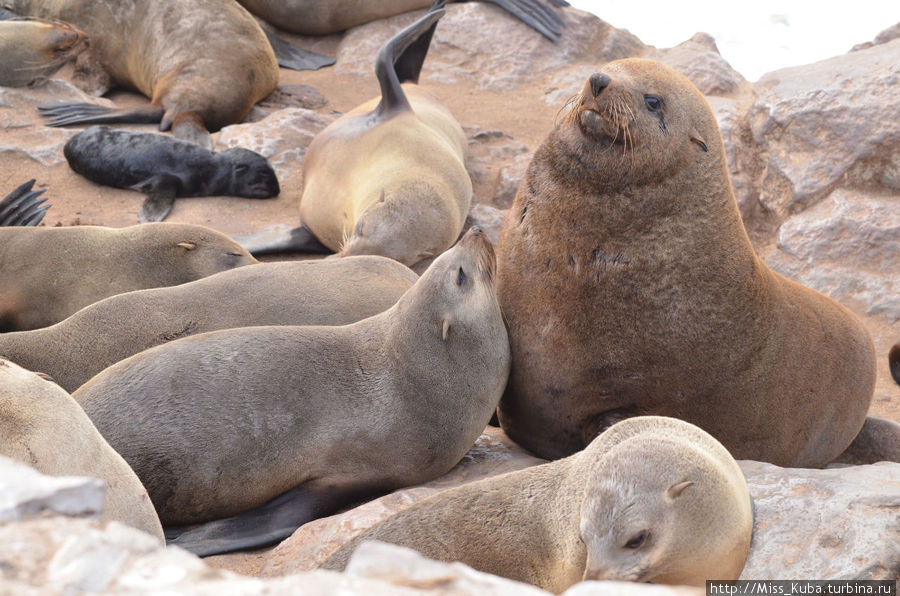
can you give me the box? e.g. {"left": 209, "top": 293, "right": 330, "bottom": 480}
{"left": 831, "top": 416, "right": 900, "bottom": 465}
{"left": 38, "top": 103, "right": 165, "bottom": 127}
{"left": 0, "top": 180, "right": 51, "bottom": 227}
{"left": 263, "top": 28, "right": 336, "bottom": 71}
{"left": 133, "top": 174, "right": 180, "bottom": 223}
{"left": 890, "top": 343, "right": 900, "bottom": 385}
{"left": 394, "top": 0, "right": 446, "bottom": 85}
{"left": 373, "top": 1, "right": 446, "bottom": 120}
{"left": 0, "top": 7, "right": 20, "bottom": 19}
{"left": 458, "top": 0, "right": 567, "bottom": 42}
{"left": 232, "top": 224, "right": 332, "bottom": 256}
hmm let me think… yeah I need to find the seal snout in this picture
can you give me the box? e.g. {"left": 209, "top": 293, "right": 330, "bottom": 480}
{"left": 458, "top": 227, "right": 496, "bottom": 283}
{"left": 589, "top": 73, "right": 610, "bottom": 97}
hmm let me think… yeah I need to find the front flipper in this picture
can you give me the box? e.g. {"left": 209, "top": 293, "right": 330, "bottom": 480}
{"left": 232, "top": 224, "right": 332, "bottom": 256}
{"left": 460, "top": 0, "right": 568, "bottom": 42}
{"left": 831, "top": 416, "right": 900, "bottom": 465}
{"left": 0, "top": 180, "right": 51, "bottom": 226}
{"left": 263, "top": 28, "right": 336, "bottom": 71}
{"left": 133, "top": 174, "right": 180, "bottom": 223}
{"left": 38, "top": 103, "right": 165, "bottom": 127}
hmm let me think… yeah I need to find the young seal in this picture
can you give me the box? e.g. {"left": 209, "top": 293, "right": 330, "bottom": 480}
{"left": 0, "top": 222, "right": 256, "bottom": 331}
{"left": 0, "top": 256, "right": 417, "bottom": 393}
{"left": 72, "top": 228, "right": 509, "bottom": 557}
{"left": 495, "top": 58, "right": 877, "bottom": 468}
{"left": 238, "top": 1, "right": 472, "bottom": 268}
{"left": 0, "top": 179, "right": 51, "bottom": 226}
{"left": 321, "top": 416, "right": 753, "bottom": 591}
{"left": 0, "top": 15, "right": 89, "bottom": 87}
{"left": 63, "top": 125, "right": 280, "bottom": 222}
{"left": 7, "top": 0, "right": 278, "bottom": 147}
{"left": 237, "top": 0, "right": 569, "bottom": 41}
{"left": 0, "top": 358, "right": 164, "bottom": 542}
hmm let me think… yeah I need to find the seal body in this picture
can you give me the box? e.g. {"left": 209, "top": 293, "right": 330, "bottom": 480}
{"left": 321, "top": 416, "right": 752, "bottom": 591}
{"left": 0, "top": 358, "right": 164, "bottom": 541}
{"left": 0, "top": 17, "right": 89, "bottom": 87}
{"left": 0, "top": 222, "right": 256, "bottom": 331}
{"left": 72, "top": 228, "right": 509, "bottom": 556}
{"left": 0, "top": 257, "right": 417, "bottom": 393}
{"left": 64, "top": 125, "right": 280, "bottom": 222}
{"left": 495, "top": 58, "right": 876, "bottom": 467}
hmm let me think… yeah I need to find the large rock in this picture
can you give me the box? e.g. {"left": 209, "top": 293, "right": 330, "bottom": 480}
{"left": 649, "top": 33, "right": 746, "bottom": 96}
{"left": 465, "top": 126, "right": 531, "bottom": 209}
{"left": 740, "top": 461, "right": 900, "bottom": 579}
{"left": 0, "top": 456, "right": 104, "bottom": 522}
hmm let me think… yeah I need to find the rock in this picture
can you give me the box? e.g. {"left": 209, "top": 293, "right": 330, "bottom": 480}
{"left": 649, "top": 33, "right": 746, "bottom": 96}
{"left": 747, "top": 39, "right": 900, "bottom": 216}
{"left": 464, "top": 204, "right": 507, "bottom": 247}
{"left": 766, "top": 189, "right": 900, "bottom": 319}
{"left": 851, "top": 22, "right": 900, "bottom": 51}
{"left": 465, "top": 126, "right": 531, "bottom": 209}
{"left": 740, "top": 461, "right": 900, "bottom": 579}
{"left": 0, "top": 456, "right": 104, "bottom": 522}
{"left": 707, "top": 96, "right": 754, "bottom": 218}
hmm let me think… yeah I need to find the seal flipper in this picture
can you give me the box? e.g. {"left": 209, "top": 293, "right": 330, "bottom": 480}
{"left": 39, "top": 102, "right": 165, "bottom": 127}
{"left": 830, "top": 416, "right": 900, "bottom": 465}
{"left": 133, "top": 174, "right": 180, "bottom": 223}
{"left": 232, "top": 224, "right": 332, "bottom": 256}
{"left": 0, "top": 180, "right": 51, "bottom": 227}
{"left": 457, "top": 0, "right": 567, "bottom": 42}
{"left": 262, "top": 28, "right": 336, "bottom": 71}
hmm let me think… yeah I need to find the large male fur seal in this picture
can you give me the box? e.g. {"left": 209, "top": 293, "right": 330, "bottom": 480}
{"left": 0, "top": 222, "right": 256, "bottom": 331}
{"left": 0, "top": 180, "right": 51, "bottom": 226}
{"left": 72, "top": 228, "right": 509, "bottom": 557}
{"left": 64, "top": 126, "right": 280, "bottom": 222}
{"left": 0, "top": 358, "right": 164, "bottom": 541}
{"left": 321, "top": 416, "right": 752, "bottom": 591}
{"left": 237, "top": 0, "right": 568, "bottom": 41}
{"left": 0, "top": 257, "right": 417, "bottom": 393}
{"left": 7, "top": 0, "right": 278, "bottom": 147}
{"left": 0, "top": 14, "right": 89, "bottom": 87}
{"left": 495, "top": 59, "right": 876, "bottom": 468}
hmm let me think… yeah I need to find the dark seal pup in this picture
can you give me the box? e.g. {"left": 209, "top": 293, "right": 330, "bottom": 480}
{"left": 63, "top": 125, "right": 279, "bottom": 222}
{"left": 0, "top": 180, "right": 51, "bottom": 226}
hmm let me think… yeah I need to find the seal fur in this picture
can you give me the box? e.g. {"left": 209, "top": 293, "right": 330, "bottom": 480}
{"left": 0, "top": 15, "right": 89, "bottom": 87}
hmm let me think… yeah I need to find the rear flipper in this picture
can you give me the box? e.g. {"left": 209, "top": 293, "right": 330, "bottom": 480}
{"left": 831, "top": 416, "right": 900, "bottom": 465}
{"left": 459, "top": 0, "right": 568, "bottom": 42}
{"left": 233, "top": 224, "right": 332, "bottom": 256}
{"left": 133, "top": 174, "right": 180, "bottom": 223}
{"left": 0, "top": 180, "right": 51, "bottom": 226}
{"left": 263, "top": 28, "right": 336, "bottom": 71}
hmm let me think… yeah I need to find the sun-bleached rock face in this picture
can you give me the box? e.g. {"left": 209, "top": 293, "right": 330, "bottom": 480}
{"left": 0, "top": 456, "right": 104, "bottom": 522}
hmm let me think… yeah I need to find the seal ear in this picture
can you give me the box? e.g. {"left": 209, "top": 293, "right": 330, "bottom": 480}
{"left": 442, "top": 318, "right": 450, "bottom": 341}
{"left": 176, "top": 242, "right": 197, "bottom": 251}
{"left": 690, "top": 130, "right": 708, "bottom": 152}
{"left": 666, "top": 480, "right": 694, "bottom": 499}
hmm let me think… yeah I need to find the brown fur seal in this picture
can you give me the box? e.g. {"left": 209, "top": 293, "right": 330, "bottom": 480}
{"left": 495, "top": 58, "right": 876, "bottom": 468}
{"left": 0, "top": 358, "right": 164, "bottom": 541}
{"left": 0, "top": 180, "right": 51, "bottom": 226}
{"left": 0, "top": 256, "right": 417, "bottom": 393}
{"left": 237, "top": 1, "right": 472, "bottom": 268}
{"left": 321, "top": 416, "right": 752, "bottom": 591}
{"left": 72, "top": 228, "right": 509, "bottom": 557}
{"left": 237, "top": 0, "right": 568, "bottom": 41}
{"left": 7, "top": 0, "right": 278, "bottom": 147}
{"left": 0, "top": 14, "right": 88, "bottom": 87}
{"left": 0, "top": 222, "right": 256, "bottom": 331}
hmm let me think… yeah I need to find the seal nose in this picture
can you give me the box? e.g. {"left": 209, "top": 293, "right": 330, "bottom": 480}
{"left": 589, "top": 73, "right": 610, "bottom": 97}
{"left": 470, "top": 225, "right": 483, "bottom": 234}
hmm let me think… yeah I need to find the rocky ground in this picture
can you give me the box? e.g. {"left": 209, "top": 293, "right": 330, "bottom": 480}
{"left": 1, "top": 3, "right": 898, "bottom": 592}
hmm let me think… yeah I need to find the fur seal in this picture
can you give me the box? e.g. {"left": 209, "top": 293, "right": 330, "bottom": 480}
{"left": 238, "top": 1, "right": 472, "bottom": 268}
{"left": 0, "top": 222, "right": 257, "bottom": 331}
{"left": 0, "top": 256, "right": 417, "bottom": 393}
{"left": 72, "top": 227, "right": 509, "bottom": 557}
{"left": 495, "top": 58, "right": 876, "bottom": 468}
{"left": 321, "top": 416, "right": 752, "bottom": 590}
{"left": 7, "top": 0, "right": 278, "bottom": 147}
{"left": 0, "top": 15, "right": 89, "bottom": 87}
{"left": 891, "top": 343, "right": 900, "bottom": 385}
{"left": 63, "top": 125, "right": 280, "bottom": 222}
{"left": 0, "top": 180, "right": 51, "bottom": 226}
{"left": 0, "top": 358, "right": 164, "bottom": 541}
{"left": 237, "top": 0, "right": 569, "bottom": 41}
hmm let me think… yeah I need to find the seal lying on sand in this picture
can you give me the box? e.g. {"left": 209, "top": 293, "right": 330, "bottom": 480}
{"left": 0, "top": 14, "right": 89, "bottom": 87}
{"left": 0, "top": 256, "right": 417, "bottom": 393}
{"left": 0, "top": 222, "right": 256, "bottom": 331}
{"left": 72, "top": 228, "right": 509, "bottom": 557}
{"left": 63, "top": 125, "right": 280, "bottom": 222}
{"left": 0, "top": 358, "right": 164, "bottom": 541}
{"left": 321, "top": 416, "right": 753, "bottom": 591}
{"left": 495, "top": 59, "right": 876, "bottom": 468}
{"left": 0, "top": 180, "right": 51, "bottom": 226}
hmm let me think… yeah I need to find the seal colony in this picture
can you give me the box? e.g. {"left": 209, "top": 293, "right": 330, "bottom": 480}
{"left": 63, "top": 126, "right": 280, "bottom": 222}
{"left": 495, "top": 59, "right": 876, "bottom": 468}
{"left": 0, "top": 180, "right": 50, "bottom": 226}
{"left": 72, "top": 228, "right": 509, "bottom": 557}
{"left": 0, "top": 13, "right": 89, "bottom": 88}
{"left": 321, "top": 416, "right": 752, "bottom": 590}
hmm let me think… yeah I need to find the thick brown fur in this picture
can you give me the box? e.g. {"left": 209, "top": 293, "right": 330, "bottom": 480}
{"left": 0, "top": 223, "right": 256, "bottom": 331}
{"left": 71, "top": 229, "right": 508, "bottom": 551}
{"left": 0, "top": 16, "right": 89, "bottom": 87}
{"left": 0, "top": 257, "right": 416, "bottom": 393}
{"left": 495, "top": 58, "right": 876, "bottom": 467}
{"left": 320, "top": 416, "right": 752, "bottom": 592}
{"left": 0, "top": 358, "right": 163, "bottom": 541}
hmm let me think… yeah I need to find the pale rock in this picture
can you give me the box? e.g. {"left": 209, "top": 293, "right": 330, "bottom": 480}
{"left": 747, "top": 39, "right": 900, "bottom": 216}
{"left": 740, "top": 461, "right": 900, "bottom": 579}
{"left": 465, "top": 126, "right": 531, "bottom": 208}
{"left": 0, "top": 455, "right": 104, "bottom": 522}
{"left": 464, "top": 204, "right": 507, "bottom": 247}
{"left": 649, "top": 33, "right": 746, "bottom": 95}
{"left": 851, "top": 22, "right": 900, "bottom": 51}
{"left": 766, "top": 189, "right": 900, "bottom": 319}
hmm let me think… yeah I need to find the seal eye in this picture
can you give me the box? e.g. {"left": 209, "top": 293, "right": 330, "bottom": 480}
{"left": 624, "top": 530, "right": 648, "bottom": 549}
{"left": 457, "top": 267, "right": 467, "bottom": 287}
{"left": 644, "top": 95, "right": 663, "bottom": 113}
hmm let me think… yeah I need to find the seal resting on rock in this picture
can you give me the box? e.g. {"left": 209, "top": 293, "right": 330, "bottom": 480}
{"left": 0, "top": 222, "right": 256, "bottom": 331}
{"left": 72, "top": 228, "right": 509, "bottom": 557}
{"left": 0, "top": 14, "right": 89, "bottom": 87}
{"left": 321, "top": 416, "right": 752, "bottom": 591}
{"left": 0, "top": 256, "right": 417, "bottom": 393}
{"left": 0, "top": 358, "right": 164, "bottom": 541}
{"left": 0, "top": 180, "right": 51, "bottom": 226}
{"left": 63, "top": 125, "right": 280, "bottom": 222}
{"left": 495, "top": 58, "right": 876, "bottom": 468}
